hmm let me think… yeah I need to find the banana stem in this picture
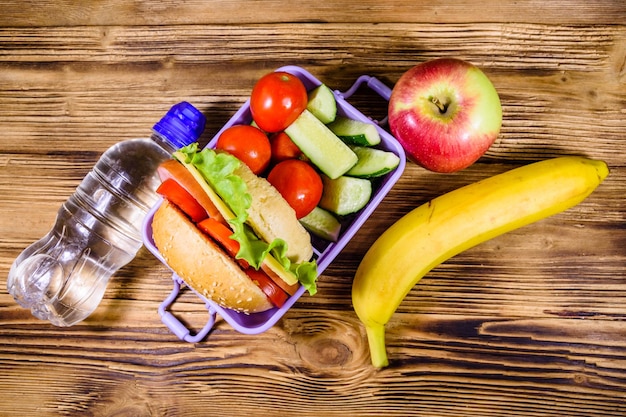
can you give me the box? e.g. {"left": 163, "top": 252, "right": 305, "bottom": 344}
{"left": 365, "top": 323, "right": 389, "bottom": 368}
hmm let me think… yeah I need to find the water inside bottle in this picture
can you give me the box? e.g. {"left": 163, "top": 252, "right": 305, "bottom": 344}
{"left": 8, "top": 138, "right": 172, "bottom": 326}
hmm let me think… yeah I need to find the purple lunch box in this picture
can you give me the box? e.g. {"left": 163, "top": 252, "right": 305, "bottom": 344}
{"left": 141, "top": 65, "right": 406, "bottom": 342}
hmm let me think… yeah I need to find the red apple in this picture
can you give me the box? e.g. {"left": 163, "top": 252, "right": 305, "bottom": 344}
{"left": 388, "top": 58, "right": 502, "bottom": 173}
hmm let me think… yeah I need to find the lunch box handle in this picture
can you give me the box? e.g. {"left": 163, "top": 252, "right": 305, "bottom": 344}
{"left": 158, "top": 275, "right": 217, "bottom": 343}
{"left": 335, "top": 75, "right": 392, "bottom": 125}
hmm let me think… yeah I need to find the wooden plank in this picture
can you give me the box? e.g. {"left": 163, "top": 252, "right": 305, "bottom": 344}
{"left": 0, "top": 0, "right": 624, "bottom": 26}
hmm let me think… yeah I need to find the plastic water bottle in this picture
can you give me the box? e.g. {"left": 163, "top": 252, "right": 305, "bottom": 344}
{"left": 7, "top": 102, "right": 206, "bottom": 327}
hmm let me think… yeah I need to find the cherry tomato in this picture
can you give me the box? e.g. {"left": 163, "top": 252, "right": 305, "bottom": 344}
{"left": 215, "top": 124, "right": 271, "bottom": 174}
{"left": 156, "top": 179, "right": 209, "bottom": 223}
{"left": 267, "top": 159, "right": 323, "bottom": 219}
{"left": 270, "top": 131, "right": 303, "bottom": 164}
{"left": 250, "top": 71, "right": 308, "bottom": 133}
{"left": 245, "top": 268, "right": 288, "bottom": 308}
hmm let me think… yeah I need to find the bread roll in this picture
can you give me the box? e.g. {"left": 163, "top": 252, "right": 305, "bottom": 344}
{"left": 234, "top": 162, "right": 313, "bottom": 263}
{"left": 152, "top": 200, "right": 274, "bottom": 314}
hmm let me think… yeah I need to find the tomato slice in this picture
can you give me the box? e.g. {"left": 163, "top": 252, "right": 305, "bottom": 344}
{"left": 260, "top": 264, "right": 301, "bottom": 296}
{"left": 157, "top": 179, "right": 208, "bottom": 223}
{"left": 245, "top": 268, "right": 288, "bottom": 308}
{"left": 197, "top": 217, "right": 249, "bottom": 269}
{"left": 158, "top": 159, "right": 224, "bottom": 223}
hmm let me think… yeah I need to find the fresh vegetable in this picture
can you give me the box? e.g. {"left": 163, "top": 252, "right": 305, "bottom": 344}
{"left": 270, "top": 131, "right": 303, "bottom": 164}
{"left": 346, "top": 145, "right": 401, "bottom": 178}
{"left": 299, "top": 206, "right": 342, "bottom": 242}
{"left": 307, "top": 83, "right": 337, "bottom": 124}
{"left": 319, "top": 175, "right": 372, "bottom": 216}
{"left": 352, "top": 156, "right": 609, "bottom": 368}
{"left": 157, "top": 159, "right": 223, "bottom": 223}
{"left": 328, "top": 116, "right": 381, "bottom": 146}
{"left": 156, "top": 179, "right": 209, "bottom": 223}
{"left": 250, "top": 71, "right": 308, "bottom": 133}
{"left": 215, "top": 124, "right": 272, "bottom": 175}
{"left": 284, "top": 109, "right": 357, "bottom": 180}
{"left": 267, "top": 159, "right": 323, "bottom": 219}
{"left": 244, "top": 268, "right": 288, "bottom": 308}
{"left": 197, "top": 217, "right": 249, "bottom": 268}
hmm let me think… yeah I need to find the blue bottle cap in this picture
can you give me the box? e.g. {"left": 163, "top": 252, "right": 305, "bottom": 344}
{"left": 153, "top": 102, "right": 206, "bottom": 149}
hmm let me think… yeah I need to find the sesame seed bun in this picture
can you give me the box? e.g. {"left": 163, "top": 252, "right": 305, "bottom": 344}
{"left": 233, "top": 162, "right": 313, "bottom": 263}
{"left": 152, "top": 200, "right": 274, "bottom": 314}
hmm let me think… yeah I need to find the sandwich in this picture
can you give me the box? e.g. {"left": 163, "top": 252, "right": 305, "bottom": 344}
{"left": 151, "top": 143, "right": 318, "bottom": 314}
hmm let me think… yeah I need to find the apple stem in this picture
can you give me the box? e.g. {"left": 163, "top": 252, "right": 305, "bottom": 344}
{"left": 430, "top": 96, "right": 448, "bottom": 114}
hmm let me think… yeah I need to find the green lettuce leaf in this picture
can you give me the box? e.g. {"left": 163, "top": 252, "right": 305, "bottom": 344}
{"left": 179, "top": 143, "right": 318, "bottom": 295}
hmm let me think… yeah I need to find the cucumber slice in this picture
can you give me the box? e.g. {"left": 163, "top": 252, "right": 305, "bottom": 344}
{"left": 319, "top": 175, "right": 372, "bottom": 216}
{"left": 307, "top": 84, "right": 337, "bottom": 124}
{"left": 285, "top": 109, "right": 357, "bottom": 179}
{"left": 327, "top": 116, "right": 381, "bottom": 146}
{"left": 346, "top": 145, "right": 401, "bottom": 178}
{"left": 299, "top": 206, "right": 342, "bottom": 242}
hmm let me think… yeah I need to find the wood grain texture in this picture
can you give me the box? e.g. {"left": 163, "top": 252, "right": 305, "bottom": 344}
{"left": 1, "top": 0, "right": 625, "bottom": 26}
{"left": 1, "top": 1, "right": 626, "bottom": 416}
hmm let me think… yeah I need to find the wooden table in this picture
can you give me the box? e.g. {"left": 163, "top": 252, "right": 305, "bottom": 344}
{"left": 1, "top": 1, "right": 625, "bottom": 416}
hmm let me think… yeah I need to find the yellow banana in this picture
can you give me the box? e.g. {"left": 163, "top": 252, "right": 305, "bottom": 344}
{"left": 352, "top": 156, "right": 609, "bottom": 368}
